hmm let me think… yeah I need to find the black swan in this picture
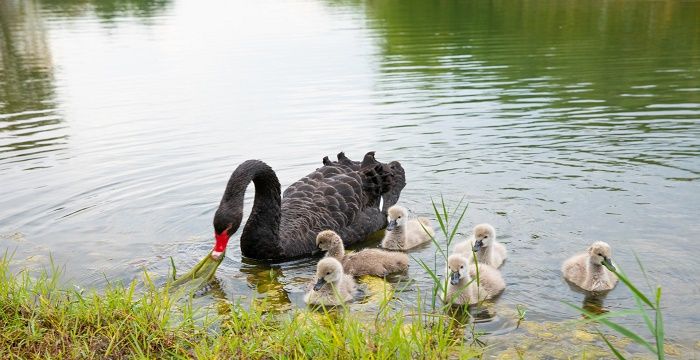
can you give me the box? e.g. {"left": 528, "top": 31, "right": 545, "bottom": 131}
{"left": 211, "top": 151, "right": 406, "bottom": 260}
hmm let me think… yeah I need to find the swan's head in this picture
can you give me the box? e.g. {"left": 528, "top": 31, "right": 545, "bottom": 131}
{"left": 211, "top": 206, "right": 243, "bottom": 259}
{"left": 313, "top": 257, "right": 344, "bottom": 291}
{"left": 316, "top": 230, "right": 342, "bottom": 252}
{"left": 472, "top": 223, "right": 496, "bottom": 252}
{"left": 386, "top": 205, "right": 408, "bottom": 231}
{"left": 588, "top": 241, "right": 615, "bottom": 270}
{"left": 447, "top": 254, "right": 470, "bottom": 285}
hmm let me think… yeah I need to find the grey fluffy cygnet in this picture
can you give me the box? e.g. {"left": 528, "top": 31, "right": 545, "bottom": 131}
{"left": 316, "top": 230, "right": 409, "bottom": 276}
{"left": 381, "top": 205, "right": 435, "bottom": 250}
{"left": 562, "top": 241, "right": 618, "bottom": 292}
{"left": 453, "top": 223, "right": 506, "bottom": 268}
{"left": 442, "top": 254, "right": 505, "bottom": 305}
{"left": 304, "top": 257, "right": 357, "bottom": 306}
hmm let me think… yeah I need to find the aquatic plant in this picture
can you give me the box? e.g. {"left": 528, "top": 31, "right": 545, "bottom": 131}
{"left": 566, "top": 255, "right": 666, "bottom": 359}
{"left": 169, "top": 251, "right": 224, "bottom": 293}
{"left": 412, "top": 195, "right": 470, "bottom": 309}
{"left": 516, "top": 304, "right": 527, "bottom": 327}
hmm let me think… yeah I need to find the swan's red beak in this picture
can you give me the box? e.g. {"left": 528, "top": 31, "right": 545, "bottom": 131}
{"left": 213, "top": 229, "right": 231, "bottom": 253}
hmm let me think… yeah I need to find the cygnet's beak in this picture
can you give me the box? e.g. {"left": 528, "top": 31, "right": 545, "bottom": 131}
{"left": 450, "top": 271, "right": 461, "bottom": 285}
{"left": 386, "top": 219, "right": 398, "bottom": 231}
{"left": 602, "top": 257, "right": 615, "bottom": 272}
{"left": 472, "top": 240, "right": 483, "bottom": 252}
{"left": 313, "top": 277, "right": 327, "bottom": 291}
{"left": 311, "top": 247, "right": 321, "bottom": 256}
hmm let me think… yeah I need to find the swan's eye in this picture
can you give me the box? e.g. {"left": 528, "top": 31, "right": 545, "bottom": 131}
{"left": 460, "top": 265, "right": 464, "bottom": 269}
{"left": 598, "top": 253, "right": 603, "bottom": 257}
{"left": 398, "top": 216, "right": 401, "bottom": 219}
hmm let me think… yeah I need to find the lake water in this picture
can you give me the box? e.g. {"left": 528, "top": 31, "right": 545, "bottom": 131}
{"left": 1, "top": 0, "right": 699, "bottom": 356}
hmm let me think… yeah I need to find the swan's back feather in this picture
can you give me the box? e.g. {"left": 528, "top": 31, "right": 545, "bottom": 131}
{"left": 279, "top": 165, "right": 363, "bottom": 257}
{"left": 343, "top": 249, "right": 409, "bottom": 277}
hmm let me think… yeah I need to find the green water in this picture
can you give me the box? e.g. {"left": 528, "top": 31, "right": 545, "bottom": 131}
{"left": 1, "top": 0, "right": 699, "bottom": 357}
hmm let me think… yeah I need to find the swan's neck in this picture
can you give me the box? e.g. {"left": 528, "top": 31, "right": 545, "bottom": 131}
{"left": 450, "top": 276, "right": 476, "bottom": 302}
{"left": 585, "top": 261, "right": 608, "bottom": 286}
{"left": 220, "top": 160, "right": 282, "bottom": 258}
{"left": 477, "top": 245, "right": 490, "bottom": 259}
{"left": 327, "top": 242, "right": 345, "bottom": 261}
{"left": 389, "top": 226, "right": 405, "bottom": 247}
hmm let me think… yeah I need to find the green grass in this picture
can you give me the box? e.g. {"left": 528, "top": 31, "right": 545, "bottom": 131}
{"left": 0, "top": 252, "right": 481, "bottom": 359}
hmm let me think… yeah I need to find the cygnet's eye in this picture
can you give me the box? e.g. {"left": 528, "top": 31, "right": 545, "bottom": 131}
{"left": 398, "top": 216, "right": 402, "bottom": 219}
{"left": 460, "top": 265, "right": 464, "bottom": 269}
{"left": 326, "top": 271, "right": 331, "bottom": 275}
{"left": 598, "top": 253, "right": 603, "bottom": 257}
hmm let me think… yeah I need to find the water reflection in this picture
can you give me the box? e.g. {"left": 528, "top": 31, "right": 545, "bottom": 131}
{"left": 581, "top": 292, "right": 609, "bottom": 315}
{"left": 239, "top": 260, "right": 292, "bottom": 311}
{"left": 0, "top": 1, "right": 54, "bottom": 113}
{"left": 39, "top": 0, "right": 172, "bottom": 20}
{"left": 563, "top": 276, "right": 613, "bottom": 314}
{"left": 358, "top": 0, "right": 700, "bottom": 177}
{"left": 0, "top": 0, "right": 65, "bottom": 169}
{"left": 445, "top": 303, "right": 496, "bottom": 326}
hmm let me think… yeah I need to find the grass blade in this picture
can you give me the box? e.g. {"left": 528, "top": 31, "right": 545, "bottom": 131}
{"left": 447, "top": 203, "right": 469, "bottom": 246}
{"left": 169, "top": 257, "right": 177, "bottom": 281}
{"left": 449, "top": 195, "right": 466, "bottom": 218}
{"left": 634, "top": 294, "right": 655, "bottom": 336}
{"left": 633, "top": 252, "right": 653, "bottom": 292}
{"left": 605, "top": 264, "right": 654, "bottom": 309}
{"left": 655, "top": 287, "right": 664, "bottom": 359}
{"left": 564, "top": 302, "right": 655, "bottom": 354}
{"left": 440, "top": 194, "right": 448, "bottom": 224}
{"left": 423, "top": 230, "right": 447, "bottom": 262}
{"left": 597, "top": 317, "right": 655, "bottom": 353}
{"left": 574, "top": 308, "right": 646, "bottom": 323}
{"left": 598, "top": 331, "right": 627, "bottom": 360}
{"left": 413, "top": 257, "right": 440, "bottom": 286}
{"left": 431, "top": 198, "right": 448, "bottom": 238}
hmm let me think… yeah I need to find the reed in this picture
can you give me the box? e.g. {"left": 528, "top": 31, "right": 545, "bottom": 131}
{"left": 412, "top": 195, "right": 471, "bottom": 309}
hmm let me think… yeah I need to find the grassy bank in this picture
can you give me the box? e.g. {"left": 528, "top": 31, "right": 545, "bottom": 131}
{"left": 0, "top": 254, "right": 480, "bottom": 359}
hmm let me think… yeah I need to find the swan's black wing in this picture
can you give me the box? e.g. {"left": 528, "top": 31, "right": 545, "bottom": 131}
{"left": 279, "top": 164, "right": 364, "bottom": 257}
{"left": 279, "top": 152, "right": 406, "bottom": 258}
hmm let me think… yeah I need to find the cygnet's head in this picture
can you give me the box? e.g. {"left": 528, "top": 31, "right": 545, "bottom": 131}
{"left": 313, "top": 257, "right": 344, "bottom": 291}
{"left": 386, "top": 205, "right": 408, "bottom": 231}
{"left": 588, "top": 241, "right": 615, "bottom": 270}
{"left": 316, "top": 230, "right": 341, "bottom": 252}
{"left": 447, "top": 254, "right": 470, "bottom": 285}
{"left": 472, "top": 223, "right": 496, "bottom": 252}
